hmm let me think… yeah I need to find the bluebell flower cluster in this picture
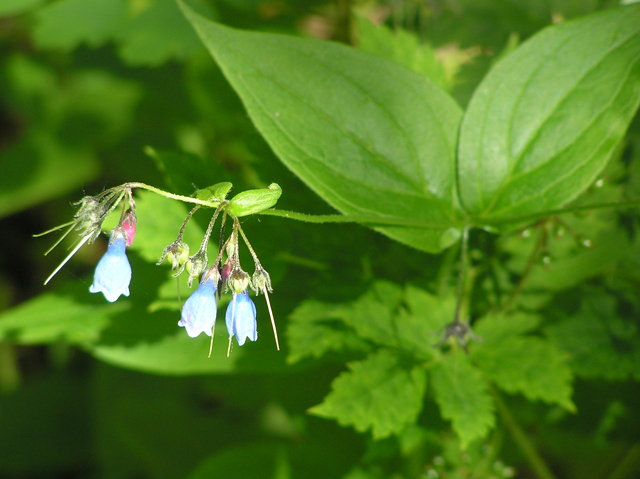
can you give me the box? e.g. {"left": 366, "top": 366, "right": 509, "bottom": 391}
{"left": 41, "top": 183, "right": 279, "bottom": 357}
{"left": 176, "top": 219, "right": 275, "bottom": 357}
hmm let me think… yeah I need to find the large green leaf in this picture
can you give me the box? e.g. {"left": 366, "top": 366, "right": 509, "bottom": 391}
{"left": 458, "top": 5, "right": 640, "bottom": 220}
{"left": 178, "top": 1, "right": 464, "bottom": 253}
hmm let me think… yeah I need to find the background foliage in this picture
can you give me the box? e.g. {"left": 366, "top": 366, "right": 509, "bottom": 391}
{"left": 1, "top": 1, "right": 640, "bottom": 478}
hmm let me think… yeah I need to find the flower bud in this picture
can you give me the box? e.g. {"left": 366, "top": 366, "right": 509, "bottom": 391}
{"left": 121, "top": 210, "right": 137, "bottom": 247}
{"left": 228, "top": 269, "right": 250, "bottom": 294}
{"left": 185, "top": 251, "right": 208, "bottom": 287}
{"left": 158, "top": 241, "right": 189, "bottom": 270}
{"left": 221, "top": 260, "right": 233, "bottom": 283}
{"left": 251, "top": 266, "right": 272, "bottom": 294}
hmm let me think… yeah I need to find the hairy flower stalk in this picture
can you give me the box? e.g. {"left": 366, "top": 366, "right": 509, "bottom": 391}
{"left": 174, "top": 206, "right": 223, "bottom": 287}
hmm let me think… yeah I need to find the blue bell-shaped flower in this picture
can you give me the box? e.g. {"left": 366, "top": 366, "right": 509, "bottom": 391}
{"left": 89, "top": 232, "right": 132, "bottom": 302}
{"left": 179, "top": 277, "right": 217, "bottom": 338}
{"left": 225, "top": 290, "right": 257, "bottom": 346}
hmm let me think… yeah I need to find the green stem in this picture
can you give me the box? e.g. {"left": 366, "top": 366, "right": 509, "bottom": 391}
{"left": 493, "top": 389, "right": 558, "bottom": 479}
{"left": 453, "top": 226, "right": 470, "bottom": 324}
{"left": 259, "top": 209, "right": 456, "bottom": 228}
{"left": 501, "top": 223, "right": 548, "bottom": 313}
{"left": 125, "top": 182, "right": 221, "bottom": 208}
{"left": 260, "top": 197, "right": 640, "bottom": 229}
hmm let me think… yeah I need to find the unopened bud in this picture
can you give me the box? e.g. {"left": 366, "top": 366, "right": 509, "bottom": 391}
{"left": 122, "top": 215, "right": 136, "bottom": 247}
{"left": 251, "top": 266, "right": 272, "bottom": 294}
{"left": 228, "top": 269, "right": 250, "bottom": 294}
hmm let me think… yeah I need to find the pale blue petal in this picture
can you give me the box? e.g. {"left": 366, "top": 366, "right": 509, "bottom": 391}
{"left": 89, "top": 236, "right": 132, "bottom": 302}
{"left": 225, "top": 291, "right": 257, "bottom": 346}
{"left": 179, "top": 278, "right": 217, "bottom": 338}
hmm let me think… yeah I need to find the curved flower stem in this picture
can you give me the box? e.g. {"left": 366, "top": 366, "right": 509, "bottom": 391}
{"left": 259, "top": 209, "right": 455, "bottom": 228}
{"left": 125, "top": 182, "right": 222, "bottom": 208}
{"left": 235, "top": 219, "right": 260, "bottom": 266}
{"left": 260, "top": 197, "right": 640, "bottom": 230}
{"left": 178, "top": 205, "right": 200, "bottom": 241}
{"left": 493, "top": 388, "right": 558, "bottom": 479}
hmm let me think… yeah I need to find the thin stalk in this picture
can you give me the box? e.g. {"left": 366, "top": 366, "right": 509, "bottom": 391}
{"left": 177, "top": 205, "right": 200, "bottom": 241}
{"left": 235, "top": 219, "right": 260, "bottom": 266}
{"left": 125, "top": 182, "right": 221, "bottom": 208}
{"left": 259, "top": 209, "right": 454, "bottom": 228}
{"left": 259, "top": 197, "right": 640, "bottom": 229}
{"left": 453, "top": 227, "right": 470, "bottom": 324}
{"left": 493, "top": 388, "right": 558, "bottom": 479}
{"left": 501, "top": 224, "right": 548, "bottom": 313}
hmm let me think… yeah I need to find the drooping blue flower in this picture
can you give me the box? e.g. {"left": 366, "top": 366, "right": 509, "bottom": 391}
{"left": 179, "top": 277, "right": 217, "bottom": 338}
{"left": 225, "top": 290, "right": 257, "bottom": 346}
{"left": 89, "top": 233, "right": 132, "bottom": 302}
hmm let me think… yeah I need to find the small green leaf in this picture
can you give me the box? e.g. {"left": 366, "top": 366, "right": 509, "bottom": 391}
{"left": 472, "top": 337, "right": 575, "bottom": 411}
{"left": 336, "top": 282, "right": 401, "bottom": 347}
{"left": 431, "top": 352, "right": 495, "bottom": 448}
{"left": 229, "top": 183, "right": 282, "bottom": 216}
{"left": 310, "top": 349, "right": 427, "bottom": 439}
{"left": 472, "top": 312, "right": 541, "bottom": 343}
{"left": 286, "top": 300, "right": 371, "bottom": 364}
{"left": 194, "top": 182, "right": 233, "bottom": 201}
{"left": 178, "top": 1, "right": 464, "bottom": 252}
{"left": 458, "top": 5, "right": 640, "bottom": 220}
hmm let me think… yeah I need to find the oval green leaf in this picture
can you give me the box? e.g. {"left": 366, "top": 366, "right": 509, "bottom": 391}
{"left": 458, "top": 5, "right": 640, "bottom": 221}
{"left": 178, "top": 1, "right": 465, "bottom": 252}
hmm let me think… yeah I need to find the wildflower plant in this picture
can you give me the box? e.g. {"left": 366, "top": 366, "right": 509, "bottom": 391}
{"left": 17, "top": 1, "right": 640, "bottom": 475}
{"left": 40, "top": 181, "right": 282, "bottom": 355}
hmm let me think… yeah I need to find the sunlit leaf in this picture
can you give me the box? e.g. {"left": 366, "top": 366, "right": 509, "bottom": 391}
{"left": 431, "top": 351, "right": 495, "bottom": 448}
{"left": 310, "top": 349, "right": 427, "bottom": 439}
{"left": 178, "top": 0, "right": 465, "bottom": 252}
